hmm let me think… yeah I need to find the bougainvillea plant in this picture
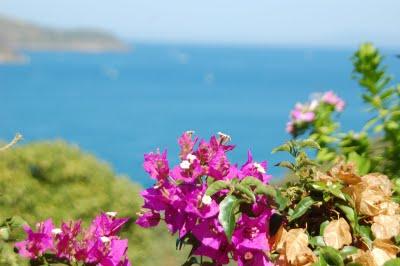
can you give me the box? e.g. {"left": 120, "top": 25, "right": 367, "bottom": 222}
{"left": 136, "top": 131, "right": 281, "bottom": 265}
{"left": 15, "top": 213, "right": 131, "bottom": 266}
{"left": 271, "top": 139, "right": 400, "bottom": 266}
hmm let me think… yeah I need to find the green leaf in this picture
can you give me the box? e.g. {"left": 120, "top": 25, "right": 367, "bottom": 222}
{"left": 234, "top": 184, "right": 256, "bottom": 202}
{"left": 311, "top": 182, "right": 346, "bottom": 201}
{"left": 254, "top": 185, "right": 276, "bottom": 198}
{"left": 239, "top": 176, "right": 277, "bottom": 200}
{"left": 289, "top": 196, "right": 315, "bottom": 222}
{"left": 309, "top": 235, "right": 326, "bottom": 248}
{"left": 340, "top": 246, "right": 358, "bottom": 259}
{"left": 384, "top": 259, "right": 400, "bottom": 266}
{"left": 358, "top": 225, "right": 373, "bottom": 247}
{"left": 312, "top": 256, "right": 328, "bottom": 266}
{"left": 299, "top": 139, "right": 321, "bottom": 150}
{"left": 320, "top": 220, "right": 330, "bottom": 235}
{"left": 205, "top": 180, "right": 230, "bottom": 197}
{"left": 272, "top": 143, "right": 291, "bottom": 154}
{"left": 218, "top": 195, "right": 240, "bottom": 241}
{"left": 347, "top": 152, "right": 371, "bottom": 175}
{"left": 274, "top": 161, "right": 295, "bottom": 170}
{"left": 319, "top": 246, "right": 344, "bottom": 266}
{"left": 336, "top": 204, "right": 358, "bottom": 230}
{"left": 327, "top": 183, "right": 347, "bottom": 201}
{"left": 240, "top": 176, "right": 264, "bottom": 188}
{"left": 275, "top": 189, "right": 289, "bottom": 211}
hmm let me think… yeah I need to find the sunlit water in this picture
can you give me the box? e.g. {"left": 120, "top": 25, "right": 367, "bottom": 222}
{"left": 1, "top": 43, "right": 399, "bottom": 186}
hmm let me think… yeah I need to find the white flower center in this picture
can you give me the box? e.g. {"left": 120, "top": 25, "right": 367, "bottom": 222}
{"left": 186, "top": 153, "right": 197, "bottom": 163}
{"left": 180, "top": 160, "right": 191, "bottom": 169}
{"left": 253, "top": 162, "right": 266, "bottom": 174}
{"left": 51, "top": 228, "right": 62, "bottom": 235}
{"left": 201, "top": 195, "right": 212, "bottom": 205}
{"left": 106, "top": 211, "right": 117, "bottom": 217}
{"left": 100, "top": 236, "right": 111, "bottom": 243}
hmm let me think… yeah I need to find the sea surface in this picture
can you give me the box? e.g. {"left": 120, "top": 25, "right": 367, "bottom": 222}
{"left": 1, "top": 43, "right": 399, "bottom": 186}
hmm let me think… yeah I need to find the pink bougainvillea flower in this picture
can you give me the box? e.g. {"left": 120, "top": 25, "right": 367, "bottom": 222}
{"left": 15, "top": 219, "right": 55, "bottom": 259}
{"left": 141, "top": 185, "right": 171, "bottom": 211}
{"left": 98, "top": 239, "right": 129, "bottom": 266}
{"left": 178, "top": 131, "right": 198, "bottom": 160}
{"left": 235, "top": 249, "right": 273, "bottom": 266}
{"left": 232, "top": 213, "right": 270, "bottom": 252}
{"left": 285, "top": 121, "right": 294, "bottom": 134}
{"left": 184, "top": 185, "right": 219, "bottom": 219}
{"left": 170, "top": 159, "right": 204, "bottom": 183}
{"left": 136, "top": 211, "right": 161, "bottom": 228}
{"left": 291, "top": 109, "right": 316, "bottom": 123}
{"left": 322, "top": 90, "right": 345, "bottom": 112}
{"left": 239, "top": 151, "right": 271, "bottom": 183}
{"left": 143, "top": 149, "right": 169, "bottom": 181}
{"left": 208, "top": 148, "right": 238, "bottom": 180}
{"left": 88, "top": 213, "right": 129, "bottom": 238}
{"left": 137, "top": 132, "right": 275, "bottom": 265}
{"left": 192, "top": 218, "right": 231, "bottom": 264}
{"left": 55, "top": 220, "right": 82, "bottom": 260}
{"left": 16, "top": 214, "right": 131, "bottom": 265}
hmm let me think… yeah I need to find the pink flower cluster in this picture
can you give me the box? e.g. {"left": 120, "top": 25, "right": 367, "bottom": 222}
{"left": 136, "top": 132, "right": 273, "bottom": 266}
{"left": 322, "top": 91, "right": 345, "bottom": 112}
{"left": 15, "top": 213, "right": 131, "bottom": 266}
{"left": 286, "top": 91, "right": 345, "bottom": 134}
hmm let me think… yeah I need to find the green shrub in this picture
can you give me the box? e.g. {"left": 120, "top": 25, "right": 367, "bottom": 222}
{"left": 0, "top": 140, "right": 184, "bottom": 265}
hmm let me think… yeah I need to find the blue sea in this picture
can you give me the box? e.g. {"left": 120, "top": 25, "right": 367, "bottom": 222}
{"left": 1, "top": 43, "right": 399, "bottom": 186}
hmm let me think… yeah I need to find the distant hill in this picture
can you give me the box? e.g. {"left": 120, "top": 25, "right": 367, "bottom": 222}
{"left": 0, "top": 15, "right": 128, "bottom": 63}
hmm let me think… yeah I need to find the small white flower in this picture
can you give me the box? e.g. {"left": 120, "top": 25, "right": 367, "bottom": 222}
{"left": 51, "top": 228, "right": 62, "bottom": 235}
{"left": 253, "top": 162, "right": 266, "bottom": 174}
{"left": 106, "top": 211, "right": 117, "bottom": 217}
{"left": 309, "top": 100, "right": 319, "bottom": 111}
{"left": 186, "top": 153, "right": 197, "bottom": 163}
{"left": 201, "top": 195, "right": 212, "bottom": 205}
{"left": 185, "top": 130, "right": 195, "bottom": 135}
{"left": 180, "top": 160, "right": 191, "bottom": 169}
{"left": 100, "top": 236, "right": 111, "bottom": 243}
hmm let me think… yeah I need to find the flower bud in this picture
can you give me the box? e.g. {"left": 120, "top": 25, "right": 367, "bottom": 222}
{"left": 201, "top": 195, "right": 212, "bottom": 205}
{"left": 180, "top": 160, "right": 191, "bottom": 169}
{"left": 100, "top": 236, "right": 111, "bottom": 243}
{"left": 218, "top": 132, "right": 231, "bottom": 145}
{"left": 106, "top": 212, "right": 117, "bottom": 217}
{"left": 51, "top": 228, "right": 62, "bottom": 235}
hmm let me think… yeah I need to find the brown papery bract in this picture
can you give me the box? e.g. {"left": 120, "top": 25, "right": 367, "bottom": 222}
{"left": 352, "top": 250, "right": 376, "bottom": 266}
{"left": 281, "top": 229, "right": 317, "bottom": 266}
{"left": 323, "top": 218, "right": 352, "bottom": 249}
{"left": 329, "top": 161, "right": 361, "bottom": 185}
{"left": 361, "top": 173, "right": 392, "bottom": 197}
{"left": 371, "top": 214, "right": 400, "bottom": 240}
{"left": 371, "top": 239, "right": 400, "bottom": 266}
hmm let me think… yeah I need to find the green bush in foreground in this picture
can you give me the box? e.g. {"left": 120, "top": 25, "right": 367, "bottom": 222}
{"left": 0, "top": 141, "right": 184, "bottom": 265}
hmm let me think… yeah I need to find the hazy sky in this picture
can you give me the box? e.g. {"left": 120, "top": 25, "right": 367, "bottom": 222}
{"left": 1, "top": 0, "right": 399, "bottom": 47}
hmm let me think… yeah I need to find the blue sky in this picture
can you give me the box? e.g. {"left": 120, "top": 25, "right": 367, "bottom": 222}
{"left": 1, "top": 0, "right": 399, "bottom": 47}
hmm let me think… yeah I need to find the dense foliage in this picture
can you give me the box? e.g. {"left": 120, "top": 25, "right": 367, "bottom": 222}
{"left": 286, "top": 43, "right": 400, "bottom": 179}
